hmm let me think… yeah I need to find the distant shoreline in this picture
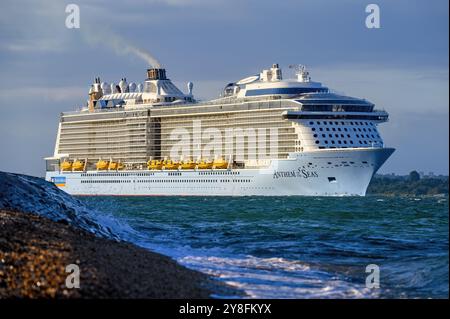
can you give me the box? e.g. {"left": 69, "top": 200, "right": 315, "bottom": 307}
{"left": 367, "top": 174, "right": 449, "bottom": 196}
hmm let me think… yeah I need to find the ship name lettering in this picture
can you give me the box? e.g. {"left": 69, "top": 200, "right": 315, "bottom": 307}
{"left": 273, "top": 169, "right": 319, "bottom": 179}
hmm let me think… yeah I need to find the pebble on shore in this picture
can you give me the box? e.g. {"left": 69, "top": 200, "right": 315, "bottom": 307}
{"left": 0, "top": 209, "right": 229, "bottom": 298}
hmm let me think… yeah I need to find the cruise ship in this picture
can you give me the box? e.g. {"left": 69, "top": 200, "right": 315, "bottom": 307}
{"left": 45, "top": 64, "right": 394, "bottom": 196}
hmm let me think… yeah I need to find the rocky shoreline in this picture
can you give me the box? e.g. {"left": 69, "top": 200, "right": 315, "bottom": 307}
{"left": 0, "top": 209, "right": 234, "bottom": 298}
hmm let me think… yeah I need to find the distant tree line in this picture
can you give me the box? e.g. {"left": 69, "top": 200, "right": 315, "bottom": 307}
{"left": 367, "top": 171, "right": 449, "bottom": 196}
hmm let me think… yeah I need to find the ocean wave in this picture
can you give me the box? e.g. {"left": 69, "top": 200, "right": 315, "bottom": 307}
{"left": 179, "top": 255, "right": 378, "bottom": 298}
{"left": 0, "top": 171, "right": 134, "bottom": 241}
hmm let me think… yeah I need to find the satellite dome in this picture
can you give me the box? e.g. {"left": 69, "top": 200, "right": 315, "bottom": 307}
{"left": 128, "top": 82, "right": 137, "bottom": 93}
{"left": 110, "top": 82, "right": 118, "bottom": 93}
{"left": 101, "top": 82, "right": 110, "bottom": 94}
{"left": 187, "top": 82, "right": 193, "bottom": 95}
{"left": 119, "top": 78, "right": 128, "bottom": 93}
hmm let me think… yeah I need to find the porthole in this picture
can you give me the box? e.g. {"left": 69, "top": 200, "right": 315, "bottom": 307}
{"left": 315, "top": 140, "right": 319, "bottom": 144}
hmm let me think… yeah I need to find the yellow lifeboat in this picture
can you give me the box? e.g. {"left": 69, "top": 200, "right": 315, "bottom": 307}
{"left": 180, "top": 160, "right": 196, "bottom": 169}
{"left": 96, "top": 159, "right": 109, "bottom": 170}
{"left": 212, "top": 158, "right": 228, "bottom": 169}
{"left": 148, "top": 160, "right": 163, "bottom": 170}
{"left": 197, "top": 160, "right": 213, "bottom": 169}
{"left": 72, "top": 160, "right": 85, "bottom": 171}
{"left": 61, "top": 160, "right": 72, "bottom": 171}
{"left": 108, "top": 161, "right": 124, "bottom": 170}
{"left": 164, "top": 160, "right": 180, "bottom": 170}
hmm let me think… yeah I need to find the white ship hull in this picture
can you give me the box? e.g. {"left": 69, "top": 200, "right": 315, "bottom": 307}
{"left": 46, "top": 148, "right": 394, "bottom": 196}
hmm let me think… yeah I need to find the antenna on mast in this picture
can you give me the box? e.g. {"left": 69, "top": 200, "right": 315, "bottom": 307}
{"left": 289, "top": 64, "right": 310, "bottom": 82}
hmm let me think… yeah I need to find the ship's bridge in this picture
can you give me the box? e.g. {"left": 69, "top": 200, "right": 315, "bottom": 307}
{"left": 284, "top": 92, "right": 388, "bottom": 122}
{"left": 295, "top": 92, "right": 375, "bottom": 112}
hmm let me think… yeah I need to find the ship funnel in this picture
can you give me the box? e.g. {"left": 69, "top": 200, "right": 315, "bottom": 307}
{"left": 147, "top": 68, "right": 167, "bottom": 80}
{"left": 187, "top": 82, "right": 193, "bottom": 95}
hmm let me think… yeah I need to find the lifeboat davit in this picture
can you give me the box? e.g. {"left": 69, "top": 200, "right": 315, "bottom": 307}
{"left": 96, "top": 159, "right": 109, "bottom": 170}
{"left": 197, "top": 160, "right": 213, "bottom": 169}
{"left": 180, "top": 160, "right": 196, "bottom": 169}
{"left": 61, "top": 160, "right": 72, "bottom": 171}
{"left": 163, "top": 160, "right": 180, "bottom": 170}
{"left": 212, "top": 158, "right": 228, "bottom": 169}
{"left": 72, "top": 160, "right": 85, "bottom": 171}
{"left": 108, "top": 161, "right": 124, "bottom": 170}
{"left": 148, "top": 160, "right": 163, "bottom": 170}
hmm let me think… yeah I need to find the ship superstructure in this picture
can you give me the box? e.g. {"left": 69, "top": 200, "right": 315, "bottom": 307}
{"left": 45, "top": 64, "right": 394, "bottom": 196}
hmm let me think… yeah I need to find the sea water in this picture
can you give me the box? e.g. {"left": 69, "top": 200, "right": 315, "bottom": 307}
{"left": 80, "top": 195, "right": 449, "bottom": 298}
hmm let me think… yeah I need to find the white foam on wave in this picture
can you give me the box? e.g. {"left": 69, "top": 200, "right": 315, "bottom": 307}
{"left": 178, "top": 254, "right": 379, "bottom": 299}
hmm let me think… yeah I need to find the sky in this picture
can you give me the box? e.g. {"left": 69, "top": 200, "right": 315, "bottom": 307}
{"left": 0, "top": 0, "right": 448, "bottom": 177}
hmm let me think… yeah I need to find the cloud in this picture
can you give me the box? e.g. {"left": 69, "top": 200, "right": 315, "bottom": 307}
{"left": 0, "top": 86, "right": 86, "bottom": 103}
{"left": 0, "top": 39, "right": 66, "bottom": 53}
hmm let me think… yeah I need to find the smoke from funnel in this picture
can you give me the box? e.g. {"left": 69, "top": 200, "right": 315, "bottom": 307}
{"left": 81, "top": 26, "right": 161, "bottom": 68}
{"left": 123, "top": 45, "right": 161, "bottom": 68}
